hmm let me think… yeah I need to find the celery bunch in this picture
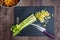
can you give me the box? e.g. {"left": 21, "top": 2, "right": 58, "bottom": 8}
{"left": 11, "top": 14, "right": 36, "bottom": 36}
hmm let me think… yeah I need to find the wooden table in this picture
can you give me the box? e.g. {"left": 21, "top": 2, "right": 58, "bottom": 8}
{"left": 0, "top": 0, "right": 60, "bottom": 40}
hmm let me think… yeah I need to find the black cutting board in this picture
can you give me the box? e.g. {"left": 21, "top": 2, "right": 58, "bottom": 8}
{"left": 14, "top": 6, "right": 55, "bottom": 36}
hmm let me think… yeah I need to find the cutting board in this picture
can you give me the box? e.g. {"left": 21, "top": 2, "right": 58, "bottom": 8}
{"left": 14, "top": 6, "right": 55, "bottom": 36}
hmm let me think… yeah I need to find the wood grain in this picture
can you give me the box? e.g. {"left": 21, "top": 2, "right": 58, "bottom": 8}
{"left": 0, "top": 0, "right": 60, "bottom": 40}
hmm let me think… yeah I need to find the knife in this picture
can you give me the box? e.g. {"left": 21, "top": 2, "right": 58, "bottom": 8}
{"left": 31, "top": 24, "right": 55, "bottom": 39}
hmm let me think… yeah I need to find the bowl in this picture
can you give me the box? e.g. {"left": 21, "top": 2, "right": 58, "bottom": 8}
{"left": 0, "top": 0, "right": 22, "bottom": 8}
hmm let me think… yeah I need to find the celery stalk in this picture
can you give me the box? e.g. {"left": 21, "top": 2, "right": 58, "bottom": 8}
{"left": 11, "top": 14, "right": 36, "bottom": 36}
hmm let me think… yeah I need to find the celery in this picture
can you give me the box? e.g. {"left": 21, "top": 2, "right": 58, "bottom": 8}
{"left": 11, "top": 14, "right": 36, "bottom": 36}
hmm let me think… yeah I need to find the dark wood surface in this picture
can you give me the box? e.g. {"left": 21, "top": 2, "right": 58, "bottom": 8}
{"left": 0, "top": 0, "right": 60, "bottom": 40}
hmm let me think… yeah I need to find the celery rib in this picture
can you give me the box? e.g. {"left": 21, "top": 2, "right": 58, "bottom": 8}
{"left": 11, "top": 14, "right": 36, "bottom": 36}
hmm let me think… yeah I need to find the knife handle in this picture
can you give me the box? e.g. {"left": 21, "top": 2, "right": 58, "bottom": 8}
{"left": 43, "top": 31, "right": 55, "bottom": 39}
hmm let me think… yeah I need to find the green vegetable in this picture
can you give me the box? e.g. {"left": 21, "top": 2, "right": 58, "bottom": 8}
{"left": 11, "top": 14, "right": 36, "bottom": 36}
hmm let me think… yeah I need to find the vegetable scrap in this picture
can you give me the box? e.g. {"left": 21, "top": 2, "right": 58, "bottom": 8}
{"left": 43, "top": 24, "right": 47, "bottom": 27}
